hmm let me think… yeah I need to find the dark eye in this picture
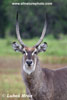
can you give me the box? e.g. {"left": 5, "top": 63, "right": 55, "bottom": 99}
{"left": 34, "top": 51, "right": 37, "bottom": 54}
{"left": 23, "top": 51, "right": 26, "bottom": 54}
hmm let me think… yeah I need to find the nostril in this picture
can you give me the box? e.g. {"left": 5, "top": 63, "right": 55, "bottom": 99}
{"left": 26, "top": 60, "right": 32, "bottom": 66}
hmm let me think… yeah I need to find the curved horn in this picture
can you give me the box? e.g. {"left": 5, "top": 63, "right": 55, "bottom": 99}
{"left": 34, "top": 20, "right": 47, "bottom": 47}
{"left": 16, "top": 12, "right": 26, "bottom": 47}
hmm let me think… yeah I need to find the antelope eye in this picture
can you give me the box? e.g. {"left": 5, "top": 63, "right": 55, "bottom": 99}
{"left": 34, "top": 51, "right": 37, "bottom": 54}
{"left": 22, "top": 51, "right": 26, "bottom": 54}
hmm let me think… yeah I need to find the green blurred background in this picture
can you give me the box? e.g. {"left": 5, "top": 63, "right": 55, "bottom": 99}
{"left": 0, "top": 0, "right": 67, "bottom": 100}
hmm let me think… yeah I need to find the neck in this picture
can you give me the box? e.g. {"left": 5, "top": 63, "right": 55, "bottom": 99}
{"left": 22, "top": 57, "right": 46, "bottom": 90}
{"left": 22, "top": 57, "right": 54, "bottom": 100}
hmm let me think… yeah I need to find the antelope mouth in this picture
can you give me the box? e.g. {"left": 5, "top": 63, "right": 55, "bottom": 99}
{"left": 23, "top": 59, "right": 36, "bottom": 75}
{"left": 25, "top": 62, "right": 34, "bottom": 69}
{"left": 23, "top": 64, "right": 35, "bottom": 75}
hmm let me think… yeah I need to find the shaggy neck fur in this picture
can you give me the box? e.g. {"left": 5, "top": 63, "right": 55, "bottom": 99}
{"left": 22, "top": 57, "right": 54, "bottom": 100}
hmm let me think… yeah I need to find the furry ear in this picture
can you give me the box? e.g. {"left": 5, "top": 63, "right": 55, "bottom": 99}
{"left": 37, "top": 42, "right": 47, "bottom": 53}
{"left": 12, "top": 42, "right": 22, "bottom": 52}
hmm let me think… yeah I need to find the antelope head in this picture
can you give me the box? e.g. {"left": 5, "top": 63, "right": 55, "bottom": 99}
{"left": 12, "top": 12, "right": 47, "bottom": 74}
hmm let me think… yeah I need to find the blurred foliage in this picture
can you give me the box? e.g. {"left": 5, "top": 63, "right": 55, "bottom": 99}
{"left": 0, "top": 0, "right": 8, "bottom": 38}
{"left": 0, "top": 0, "right": 67, "bottom": 38}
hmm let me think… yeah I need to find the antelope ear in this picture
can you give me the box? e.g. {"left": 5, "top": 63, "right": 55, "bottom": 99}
{"left": 12, "top": 42, "right": 22, "bottom": 52}
{"left": 37, "top": 42, "right": 48, "bottom": 52}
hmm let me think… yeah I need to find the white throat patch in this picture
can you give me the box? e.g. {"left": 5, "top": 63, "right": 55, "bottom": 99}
{"left": 23, "top": 58, "right": 36, "bottom": 75}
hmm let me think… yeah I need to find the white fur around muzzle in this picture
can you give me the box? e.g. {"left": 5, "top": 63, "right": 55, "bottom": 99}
{"left": 23, "top": 58, "right": 36, "bottom": 75}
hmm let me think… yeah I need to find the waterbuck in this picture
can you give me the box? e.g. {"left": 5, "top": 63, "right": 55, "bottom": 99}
{"left": 12, "top": 12, "right": 67, "bottom": 100}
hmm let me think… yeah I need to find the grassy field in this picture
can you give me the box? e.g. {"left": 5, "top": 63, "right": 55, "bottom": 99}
{"left": 0, "top": 35, "right": 67, "bottom": 100}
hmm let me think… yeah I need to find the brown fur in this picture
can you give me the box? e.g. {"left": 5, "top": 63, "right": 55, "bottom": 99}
{"left": 25, "top": 47, "right": 35, "bottom": 52}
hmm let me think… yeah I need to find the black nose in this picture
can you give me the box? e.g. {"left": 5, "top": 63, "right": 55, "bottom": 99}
{"left": 26, "top": 60, "right": 32, "bottom": 66}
